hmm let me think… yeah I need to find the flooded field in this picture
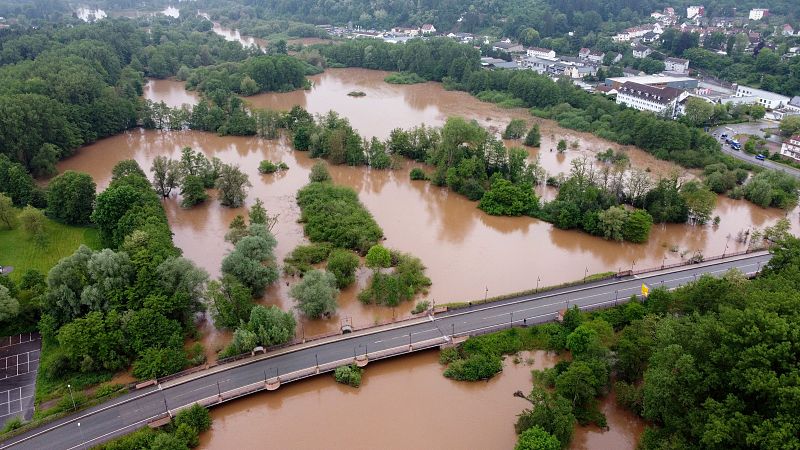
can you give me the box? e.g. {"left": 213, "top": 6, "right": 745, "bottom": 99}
{"left": 60, "top": 72, "right": 799, "bottom": 347}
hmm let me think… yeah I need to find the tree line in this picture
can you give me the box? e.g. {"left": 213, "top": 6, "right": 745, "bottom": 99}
{"left": 0, "top": 15, "right": 255, "bottom": 174}
{"left": 38, "top": 160, "right": 209, "bottom": 384}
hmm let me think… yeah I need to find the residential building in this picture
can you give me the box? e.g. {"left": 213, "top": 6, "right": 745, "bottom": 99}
{"left": 527, "top": 47, "right": 556, "bottom": 59}
{"left": 735, "top": 85, "right": 790, "bottom": 109}
{"left": 492, "top": 41, "right": 523, "bottom": 53}
{"left": 664, "top": 57, "right": 690, "bottom": 74}
{"left": 605, "top": 74, "right": 697, "bottom": 90}
{"left": 578, "top": 48, "right": 605, "bottom": 63}
{"left": 687, "top": 5, "right": 705, "bottom": 19}
{"left": 780, "top": 136, "right": 800, "bottom": 163}
{"left": 748, "top": 8, "right": 769, "bottom": 21}
{"left": 773, "top": 96, "right": 800, "bottom": 120}
{"left": 613, "top": 23, "right": 663, "bottom": 42}
{"left": 632, "top": 44, "right": 653, "bottom": 58}
{"left": 421, "top": 24, "right": 436, "bottom": 34}
{"left": 782, "top": 24, "right": 795, "bottom": 36}
{"left": 447, "top": 32, "right": 474, "bottom": 43}
{"left": 616, "top": 81, "right": 686, "bottom": 118}
{"left": 641, "top": 31, "right": 660, "bottom": 43}
{"left": 521, "top": 56, "right": 551, "bottom": 74}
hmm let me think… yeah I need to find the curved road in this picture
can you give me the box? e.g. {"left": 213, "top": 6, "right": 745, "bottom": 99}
{"left": 710, "top": 125, "right": 800, "bottom": 179}
{"left": 0, "top": 252, "right": 771, "bottom": 450}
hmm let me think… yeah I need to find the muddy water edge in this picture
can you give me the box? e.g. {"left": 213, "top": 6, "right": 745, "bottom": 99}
{"left": 196, "top": 350, "right": 643, "bottom": 450}
{"left": 58, "top": 71, "right": 796, "bottom": 448}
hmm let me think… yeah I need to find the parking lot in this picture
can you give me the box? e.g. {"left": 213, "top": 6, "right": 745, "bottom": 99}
{"left": 0, "top": 332, "right": 41, "bottom": 427}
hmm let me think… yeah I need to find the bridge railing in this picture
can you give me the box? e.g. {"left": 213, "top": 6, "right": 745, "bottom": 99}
{"left": 626, "top": 248, "right": 758, "bottom": 277}
{"left": 155, "top": 249, "right": 767, "bottom": 387}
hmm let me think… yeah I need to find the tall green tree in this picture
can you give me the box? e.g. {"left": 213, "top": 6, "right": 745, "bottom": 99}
{"left": 290, "top": 270, "right": 339, "bottom": 319}
{"left": 46, "top": 171, "right": 96, "bottom": 225}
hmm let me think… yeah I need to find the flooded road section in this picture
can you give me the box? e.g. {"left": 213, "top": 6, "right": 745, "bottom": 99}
{"left": 198, "top": 350, "right": 643, "bottom": 450}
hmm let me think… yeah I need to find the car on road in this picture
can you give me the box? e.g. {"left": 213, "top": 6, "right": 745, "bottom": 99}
{"left": 756, "top": 154, "right": 766, "bottom": 161}
{"left": 720, "top": 133, "right": 728, "bottom": 139}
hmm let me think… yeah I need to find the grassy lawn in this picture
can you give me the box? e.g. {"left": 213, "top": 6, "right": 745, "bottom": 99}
{"left": 0, "top": 211, "right": 101, "bottom": 283}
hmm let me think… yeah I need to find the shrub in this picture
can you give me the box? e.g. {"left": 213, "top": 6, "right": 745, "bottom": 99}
{"left": 296, "top": 182, "right": 383, "bottom": 253}
{"left": 1, "top": 416, "right": 23, "bottom": 433}
{"left": 93, "top": 383, "right": 124, "bottom": 399}
{"left": 384, "top": 72, "right": 426, "bottom": 84}
{"left": 309, "top": 161, "right": 331, "bottom": 182}
{"left": 131, "top": 347, "right": 187, "bottom": 380}
{"left": 326, "top": 249, "right": 360, "bottom": 288}
{"left": 412, "top": 300, "right": 431, "bottom": 314}
{"left": 409, "top": 168, "right": 428, "bottom": 180}
{"left": 283, "top": 243, "right": 333, "bottom": 275}
{"left": 174, "top": 404, "right": 212, "bottom": 433}
{"left": 502, "top": 119, "right": 527, "bottom": 140}
{"left": 334, "top": 364, "right": 363, "bottom": 387}
{"left": 258, "top": 160, "right": 278, "bottom": 173}
{"left": 443, "top": 353, "right": 503, "bottom": 381}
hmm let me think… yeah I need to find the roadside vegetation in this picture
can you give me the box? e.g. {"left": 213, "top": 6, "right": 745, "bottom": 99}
{"left": 441, "top": 231, "right": 800, "bottom": 450}
{"left": 333, "top": 364, "right": 363, "bottom": 387}
{"left": 96, "top": 404, "right": 211, "bottom": 450}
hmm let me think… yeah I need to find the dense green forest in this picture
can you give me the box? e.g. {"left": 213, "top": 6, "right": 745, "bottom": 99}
{"left": 195, "top": 0, "right": 798, "bottom": 36}
{"left": 0, "top": 15, "right": 253, "bottom": 174}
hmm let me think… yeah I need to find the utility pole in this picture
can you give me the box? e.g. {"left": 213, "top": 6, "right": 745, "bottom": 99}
{"left": 67, "top": 384, "right": 76, "bottom": 411}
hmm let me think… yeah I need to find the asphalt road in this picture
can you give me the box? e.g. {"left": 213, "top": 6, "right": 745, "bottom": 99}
{"left": 710, "top": 124, "right": 800, "bottom": 179}
{"left": 0, "top": 252, "right": 772, "bottom": 450}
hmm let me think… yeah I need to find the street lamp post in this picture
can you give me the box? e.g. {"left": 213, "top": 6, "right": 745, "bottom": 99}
{"left": 631, "top": 260, "right": 636, "bottom": 274}
{"left": 583, "top": 267, "right": 588, "bottom": 283}
{"left": 77, "top": 422, "right": 86, "bottom": 450}
{"left": 661, "top": 255, "right": 666, "bottom": 270}
{"left": 535, "top": 276, "right": 540, "bottom": 293}
{"left": 67, "top": 384, "right": 76, "bottom": 411}
{"left": 484, "top": 286, "right": 488, "bottom": 302}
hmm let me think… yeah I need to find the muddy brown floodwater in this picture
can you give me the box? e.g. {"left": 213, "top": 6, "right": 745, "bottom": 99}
{"left": 58, "top": 59, "right": 800, "bottom": 450}
{"left": 198, "top": 350, "right": 643, "bottom": 450}
{"left": 61, "top": 72, "right": 800, "bottom": 353}
{"left": 198, "top": 350, "right": 557, "bottom": 449}
{"left": 143, "top": 79, "right": 199, "bottom": 108}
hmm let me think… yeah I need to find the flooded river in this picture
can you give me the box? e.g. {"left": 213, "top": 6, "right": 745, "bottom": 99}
{"left": 197, "top": 350, "right": 642, "bottom": 450}
{"left": 63, "top": 72, "right": 799, "bottom": 347}
{"left": 56, "top": 35, "right": 800, "bottom": 450}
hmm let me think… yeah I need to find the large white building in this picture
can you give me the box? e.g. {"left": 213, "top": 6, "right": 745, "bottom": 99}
{"left": 526, "top": 47, "right": 556, "bottom": 59}
{"left": 616, "top": 81, "right": 686, "bottom": 118}
{"left": 735, "top": 85, "right": 790, "bottom": 109}
{"left": 749, "top": 8, "right": 769, "bottom": 20}
{"left": 664, "top": 57, "right": 690, "bottom": 74}
{"left": 687, "top": 5, "right": 705, "bottom": 19}
{"left": 780, "top": 135, "right": 800, "bottom": 163}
